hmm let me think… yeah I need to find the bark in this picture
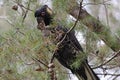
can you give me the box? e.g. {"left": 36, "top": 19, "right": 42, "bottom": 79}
{"left": 67, "top": 4, "right": 120, "bottom": 52}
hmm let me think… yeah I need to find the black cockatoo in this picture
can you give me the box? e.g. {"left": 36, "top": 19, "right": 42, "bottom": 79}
{"left": 35, "top": 5, "right": 100, "bottom": 80}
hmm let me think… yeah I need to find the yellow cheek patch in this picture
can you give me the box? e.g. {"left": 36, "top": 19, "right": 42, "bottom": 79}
{"left": 46, "top": 7, "right": 53, "bottom": 15}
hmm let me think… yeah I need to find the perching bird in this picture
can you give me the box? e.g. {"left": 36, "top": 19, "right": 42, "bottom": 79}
{"left": 35, "top": 5, "right": 100, "bottom": 80}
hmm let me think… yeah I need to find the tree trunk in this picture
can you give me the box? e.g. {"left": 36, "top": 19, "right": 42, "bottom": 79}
{"left": 66, "top": 2, "right": 120, "bottom": 52}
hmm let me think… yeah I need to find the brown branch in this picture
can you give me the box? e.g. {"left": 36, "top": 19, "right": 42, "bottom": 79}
{"left": 113, "top": 76, "right": 119, "bottom": 80}
{"left": 57, "top": 0, "right": 83, "bottom": 47}
{"left": 31, "top": 57, "right": 49, "bottom": 68}
{"left": 13, "top": 1, "right": 34, "bottom": 23}
{"left": 22, "top": 0, "right": 31, "bottom": 22}
{"left": 67, "top": 0, "right": 83, "bottom": 33}
{"left": 93, "top": 50, "right": 120, "bottom": 69}
{"left": 96, "top": 73, "right": 120, "bottom": 76}
{"left": 13, "top": 1, "right": 33, "bottom": 11}
{"left": 19, "top": 4, "right": 33, "bottom": 11}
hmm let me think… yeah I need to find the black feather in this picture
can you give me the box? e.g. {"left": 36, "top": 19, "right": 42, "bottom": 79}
{"left": 35, "top": 5, "right": 100, "bottom": 80}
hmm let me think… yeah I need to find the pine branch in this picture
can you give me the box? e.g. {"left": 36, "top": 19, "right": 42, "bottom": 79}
{"left": 93, "top": 50, "right": 120, "bottom": 69}
{"left": 13, "top": 1, "right": 33, "bottom": 11}
{"left": 68, "top": 0, "right": 120, "bottom": 51}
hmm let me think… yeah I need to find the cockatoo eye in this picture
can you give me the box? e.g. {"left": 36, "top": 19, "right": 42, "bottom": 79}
{"left": 41, "top": 12, "right": 45, "bottom": 16}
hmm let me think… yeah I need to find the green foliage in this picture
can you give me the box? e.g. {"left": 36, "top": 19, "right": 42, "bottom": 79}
{"left": 0, "top": 25, "right": 48, "bottom": 80}
{"left": 1, "top": 0, "right": 120, "bottom": 80}
{"left": 52, "top": 0, "right": 77, "bottom": 26}
{"left": 0, "top": 0, "right": 68, "bottom": 80}
{"left": 116, "top": 29, "right": 120, "bottom": 38}
{"left": 70, "top": 52, "right": 87, "bottom": 69}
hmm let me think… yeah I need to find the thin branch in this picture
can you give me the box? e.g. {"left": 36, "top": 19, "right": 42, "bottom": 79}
{"left": 102, "top": 0, "right": 109, "bottom": 27}
{"left": 13, "top": 0, "right": 34, "bottom": 23}
{"left": 83, "top": 0, "right": 111, "bottom": 7}
{"left": 67, "top": 0, "right": 83, "bottom": 33}
{"left": 24, "top": 61, "right": 35, "bottom": 65}
{"left": 19, "top": 3, "right": 33, "bottom": 11}
{"left": 31, "top": 57, "right": 49, "bottom": 68}
{"left": 22, "top": 0, "right": 31, "bottom": 22}
{"left": 0, "top": 16, "right": 14, "bottom": 26}
{"left": 93, "top": 50, "right": 120, "bottom": 69}
{"left": 96, "top": 73, "right": 120, "bottom": 76}
{"left": 14, "top": 28, "right": 25, "bottom": 35}
{"left": 13, "top": 1, "right": 33, "bottom": 11}
{"left": 57, "top": 0, "right": 83, "bottom": 46}
{"left": 50, "top": 51, "right": 56, "bottom": 63}
{"left": 113, "top": 76, "right": 119, "bottom": 80}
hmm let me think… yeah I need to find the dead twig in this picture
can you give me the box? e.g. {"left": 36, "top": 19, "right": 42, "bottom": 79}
{"left": 96, "top": 73, "right": 120, "bottom": 76}
{"left": 22, "top": 0, "right": 31, "bottom": 22}
{"left": 13, "top": 1, "right": 33, "bottom": 11}
{"left": 13, "top": 0, "right": 33, "bottom": 23}
{"left": 31, "top": 57, "right": 49, "bottom": 68}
